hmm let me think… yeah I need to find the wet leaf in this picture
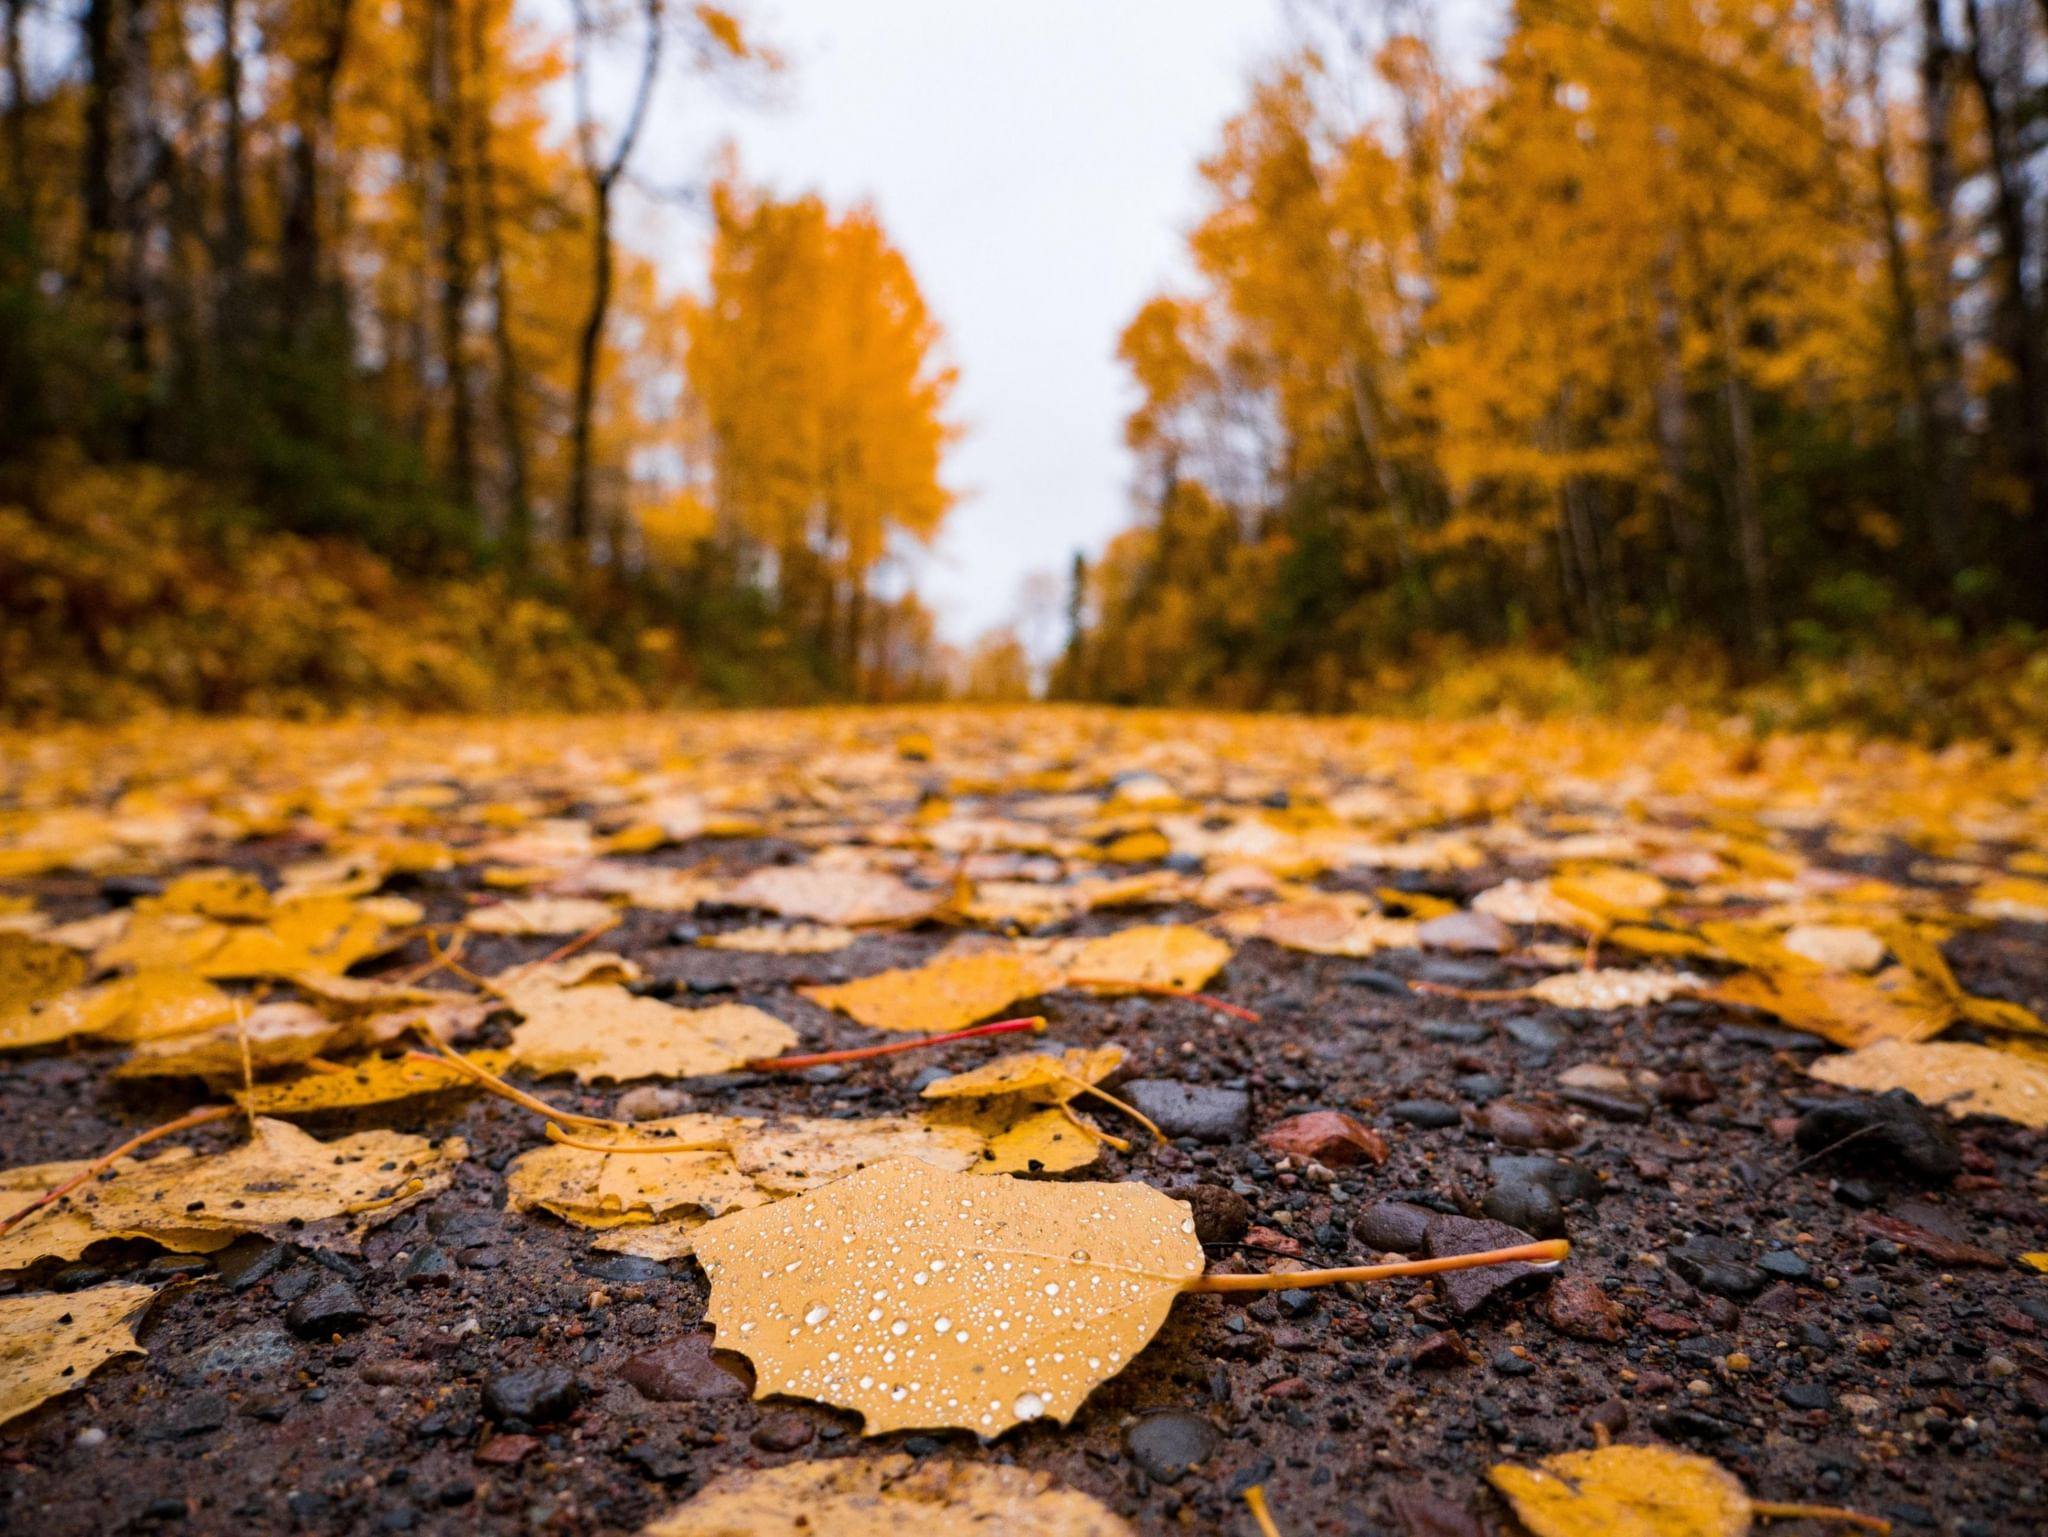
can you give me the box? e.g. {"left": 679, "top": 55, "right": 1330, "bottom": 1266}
{"left": 918, "top": 1046, "right": 1125, "bottom": 1109}
{"left": 701, "top": 923, "right": 858, "bottom": 954}
{"left": 1709, "top": 966, "right": 1955, "bottom": 1048}
{"left": 1523, "top": 969, "right": 1704, "bottom": 1010}
{"left": 507, "top": 985, "right": 796, "bottom": 1081}
{"left": 466, "top": 897, "right": 619, "bottom": 935}
{"left": 694, "top": 1156, "right": 1204, "bottom": 1435}
{"left": 801, "top": 950, "right": 1066, "bottom": 1035}
{"left": 238, "top": 1049, "right": 513, "bottom": 1116}
{"left": 0, "top": 1283, "right": 163, "bottom": 1426}
{"left": 1809, "top": 1039, "right": 2048, "bottom": 1127}
{"left": 0, "top": 933, "right": 88, "bottom": 1020}
{"left": 0, "top": 1119, "right": 462, "bottom": 1269}
{"left": 1059, "top": 924, "right": 1230, "bottom": 992}
{"left": 1487, "top": 1445, "right": 1750, "bottom": 1537}
{"left": 728, "top": 866, "right": 941, "bottom": 927}
{"left": 731, "top": 1116, "right": 988, "bottom": 1194}
{"left": 642, "top": 1454, "right": 1135, "bottom": 1535}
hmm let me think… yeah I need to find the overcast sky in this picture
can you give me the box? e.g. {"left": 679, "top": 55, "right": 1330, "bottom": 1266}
{"left": 637, "top": 0, "right": 1295, "bottom": 647}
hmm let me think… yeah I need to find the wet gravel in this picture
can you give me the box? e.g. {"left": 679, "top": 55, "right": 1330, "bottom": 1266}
{"left": 2, "top": 843, "right": 2046, "bottom": 1535}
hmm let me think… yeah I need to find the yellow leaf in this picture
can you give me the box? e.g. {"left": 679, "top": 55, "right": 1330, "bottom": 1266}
{"left": 1059, "top": 924, "right": 1230, "bottom": 992}
{"left": 1524, "top": 969, "right": 1703, "bottom": 1010}
{"left": 700, "top": 923, "right": 857, "bottom": 954}
{"left": 1809, "top": 1039, "right": 2048, "bottom": 1127}
{"left": 1487, "top": 1445, "right": 1750, "bottom": 1537}
{"left": 466, "top": 897, "right": 619, "bottom": 936}
{"left": 919, "top": 1046, "right": 1124, "bottom": 1108}
{"left": 1780, "top": 924, "right": 1887, "bottom": 973}
{"left": 2020, "top": 1253, "right": 2048, "bottom": 1274}
{"left": 800, "top": 949, "right": 1065, "bottom": 1035}
{"left": 728, "top": 866, "right": 941, "bottom": 927}
{"left": 1220, "top": 898, "right": 1417, "bottom": 956}
{"left": 730, "top": 1115, "right": 987, "bottom": 1194}
{"left": 0, "top": 1283, "right": 163, "bottom": 1427}
{"left": 0, "top": 933, "right": 88, "bottom": 1019}
{"left": 506, "top": 1115, "right": 759, "bottom": 1226}
{"left": 238, "top": 1049, "right": 513, "bottom": 1116}
{"left": 1709, "top": 966, "right": 1954, "bottom": 1048}
{"left": 148, "top": 868, "right": 272, "bottom": 920}
{"left": 508, "top": 985, "right": 796, "bottom": 1081}
{"left": 642, "top": 1455, "right": 1136, "bottom": 1536}
{"left": 694, "top": 1157, "right": 1204, "bottom": 1436}
{"left": 0, "top": 1121, "right": 462, "bottom": 1269}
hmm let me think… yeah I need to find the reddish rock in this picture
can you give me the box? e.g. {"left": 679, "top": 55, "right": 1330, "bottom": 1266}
{"left": 1261, "top": 1376, "right": 1311, "bottom": 1399}
{"left": 1474, "top": 1101, "right": 1578, "bottom": 1149}
{"left": 475, "top": 1434, "right": 539, "bottom": 1466}
{"left": 620, "top": 1333, "right": 751, "bottom": 1402}
{"left": 1543, "top": 1274, "right": 1625, "bottom": 1342}
{"left": 1408, "top": 1330, "right": 1469, "bottom": 1369}
{"left": 1243, "top": 1225, "right": 1304, "bottom": 1257}
{"left": 1641, "top": 1308, "right": 1704, "bottom": 1337}
{"left": 1259, "top": 1110, "right": 1389, "bottom": 1168}
{"left": 359, "top": 1359, "right": 435, "bottom": 1388}
{"left": 1857, "top": 1212, "right": 2002, "bottom": 1267}
{"left": 1656, "top": 1071, "right": 1717, "bottom": 1106}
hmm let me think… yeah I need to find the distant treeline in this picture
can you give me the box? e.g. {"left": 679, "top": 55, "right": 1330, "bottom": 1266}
{"left": 0, "top": 0, "right": 961, "bottom": 717}
{"left": 1052, "top": 0, "right": 2048, "bottom": 727}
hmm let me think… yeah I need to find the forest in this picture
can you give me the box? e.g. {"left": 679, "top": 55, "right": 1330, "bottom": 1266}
{"left": 1053, "top": 0, "right": 2048, "bottom": 737}
{"left": 2, "top": 0, "right": 2047, "bottom": 735}
{"left": 0, "top": 0, "right": 960, "bottom": 715}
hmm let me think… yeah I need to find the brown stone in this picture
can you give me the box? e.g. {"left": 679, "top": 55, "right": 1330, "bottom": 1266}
{"left": 1474, "top": 1101, "right": 1579, "bottom": 1149}
{"left": 1416, "top": 910, "right": 1513, "bottom": 953}
{"left": 620, "top": 1333, "right": 751, "bottom": 1402}
{"left": 475, "top": 1434, "right": 539, "bottom": 1466}
{"left": 1544, "top": 1274, "right": 1626, "bottom": 1341}
{"left": 1258, "top": 1110, "right": 1389, "bottom": 1168}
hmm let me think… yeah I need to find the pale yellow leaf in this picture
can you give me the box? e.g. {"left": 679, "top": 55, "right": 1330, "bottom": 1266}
{"left": 0, "top": 1283, "right": 163, "bottom": 1426}
{"left": 695, "top": 1157, "right": 1204, "bottom": 1435}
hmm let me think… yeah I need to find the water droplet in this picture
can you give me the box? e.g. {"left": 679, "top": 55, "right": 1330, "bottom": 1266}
{"left": 1013, "top": 1391, "right": 1046, "bottom": 1421}
{"left": 1044, "top": 1282, "right": 1060, "bottom": 1297}
{"left": 913, "top": 1271, "right": 930, "bottom": 1285}
{"left": 866, "top": 1307, "right": 883, "bottom": 1323}
{"left": 1180, "top": 1218, "right": 1195, "bottom": 1233}
{"left": 890, "top": 1319, "right": 908, "bottom": 1337}
{"left": 933, "top": 1316, "right": 952, "bottom": 1333}
{"left": 1070, "top": 1249, "right": 1091, "bottom": 1263}
{"left": 803, "top": 1304, "right": 832, "bottom": 1327}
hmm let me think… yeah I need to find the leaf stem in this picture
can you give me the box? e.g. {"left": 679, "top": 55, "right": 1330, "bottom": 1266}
{"left": 747, "top": 1015, "right": 1047, "bottom": 1072}
{"left": 405, "top": 1030, "right": 620, "bottom": 1129}
{"left": 0, "top": 1104, "right": 238, "bottom": 1237}
{"left": 1064, "top": 1076, "right": 1165, "bottom": 1140}
{"left": 1183, "top": 1238, "right": 1568, "bottom": 1293}
{"left": 1243, "top": 1485, "right": 1284, "bottom": 1537}
{"left": 1751, "top": 1501, "right": 1891, "bottom": 1533}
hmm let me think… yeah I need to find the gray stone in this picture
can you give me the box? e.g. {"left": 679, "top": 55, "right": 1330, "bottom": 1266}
{"left": 1354, "top": 1199, "right": 1435, "bottom": 1254}
{"left": 1121, "top": 1081, "right": 1250, "bottom": 1143}
{"left": 198, "top": 1326, "right": 297, "bottom": 1376}
{"left": 1123, "top": 1411, "right": 1220, "bottom": 1483}
{"left": 1794, "top": 1091, "right": 1961, "bottom": 1184}
{"left": 1391, "top": 1099, "right": 1461, "bottom": 1129}
{"left": 481, "top": 1367, "right": 580, "bottom": 1426}
{"left": 1424, "top": 1214, "right": 1554, "bottom": 1317}
{"left": 285, "top": 1281, "right": 365, "bottom": 1339}
{"left": 1482, "top": 1180, "right": 1566, "bottom": 1239}
{"left": 620, "top": 1335, "right": 750, "bottom": 1402}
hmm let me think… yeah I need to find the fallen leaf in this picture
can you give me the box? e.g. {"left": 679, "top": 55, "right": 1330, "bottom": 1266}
{"left": 0, "top": 1283, "right": 163, "bottom": 1426}
{"left": 466, "top": 897, "right": 619, "bottom": 935}
{"left": 238, "top": 1049, "right": 513, "bottom": 1116}
{"left": 728, "top": 866, "right": 941, "bottom": 927}
{"left": 800, "top": 949, "right": 1065, "bottom": 1035}
{"left": 1710, "top": 966, "right": 1954, "bottom": 1048}
{"left": 1487, "top": 1445, "right": 1749, "bottom": 1537}
{"left": 1780, "top": 924, "right": 1887, "bottom": 973}
{"left": 694, "top": 1156, "right": 1204, "bottom": 1435}
{"left": 1220, "top": 898, "right": 1417, "bottom": 956}
{"left": 508, "top": 985, "right": 796, "bottom": 1081}
{"left": 918, "top": 1046, "right": 1125, "bottom": 1109}
{"left": 0, "top": 933, "right": 88, "bottom": 1020}
{"left": 1524, "top": 970, "right": 1703, "bottom": 1010}
{"left": 701, "top": 923, "right": 858, "bottom": 954}
{"left": 1059, "top": 924, "right": 1230, "bottom": 992}
{"left": 642, "top": 1455, "right": 1135, "bottom": 1535}
{"left": 1, "top": 1120, "right": 461, "bottom": 1268}
{"left": 506, "top": 1115, "right": 761, "bottom": 1227}
{"left": 1809, "top": 1038, "right": 2048, "bottom": 1127}
{"left": 731, "top": 1116, "right": 988, "bottom": 1194}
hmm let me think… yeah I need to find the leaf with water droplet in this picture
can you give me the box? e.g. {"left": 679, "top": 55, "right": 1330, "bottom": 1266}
{"left": 642, "top": 1453, "right": 1135, "bottom": 1534}
{"left": 506, "top": 984, "right": 796, "bottom": 1081}
{"left": 694, "top": 1156, "right": 1204, "bottom": 1437}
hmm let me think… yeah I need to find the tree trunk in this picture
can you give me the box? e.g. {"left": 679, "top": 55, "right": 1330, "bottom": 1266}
{"left": 1959, "top": 0, "right": 2048, "bottom": 610}
{"left": 467, "top": 0, "right": 531, "bottom": 559}
{"left": 565, "top": 176, "right": 612, "bottom": 548}
{"left": 427, "top": 0, "right": 476, "bottom": 510}
{"left": 282, "top": 0, "right": 353, "bottom": 345}
{"left": 3, "top": 0, "right": 29, "bottom": 218}
{"left": 217, "top": 0, "right": 246, "bottom": 292}
{"left": 1916, "top": 0, "right": 1969, "bottom": 558}
{"left": 81, "top": 0, "right": 119, "bottom": 285}
{"left": 1716, "top": 296, "right": 1771, "bottom": 663}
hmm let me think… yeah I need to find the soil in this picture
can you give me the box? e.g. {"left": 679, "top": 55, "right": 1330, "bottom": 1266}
{"left": 3, "top": 833, "right": 2046, "bottom": 1536}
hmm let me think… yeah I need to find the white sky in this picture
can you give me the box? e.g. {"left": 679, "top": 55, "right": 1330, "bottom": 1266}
{"left": 635, "top": 0, "right": 1295, "bottom": 647}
